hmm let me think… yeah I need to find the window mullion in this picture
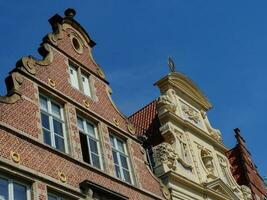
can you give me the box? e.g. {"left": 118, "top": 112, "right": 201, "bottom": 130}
{"left": 87, "top": 136, "right": 93, "bottom": 165}
{"left": 9, "top": 179, "right": 13, "bottom": 200}
{"left": 117, "top": 151, "right": 125, "bottom": 181}
{"left": 49, "top": 115, "right": 55, "bottom": 148}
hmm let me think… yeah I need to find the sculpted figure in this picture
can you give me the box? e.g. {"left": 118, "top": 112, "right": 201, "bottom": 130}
{"left": 201, "top": 111, "right": 222, "bottom": 142}
{"left": 158, "top": 89, "right": 178, "bottom": 114}
{"left": 201, "top": 148, "right": 215, "bottom": 176}
{"left": 241, "top": 185, "right": 253, "bottom": 200}
{"left": 154, "top": 142, "right": 178, "bottom": 170}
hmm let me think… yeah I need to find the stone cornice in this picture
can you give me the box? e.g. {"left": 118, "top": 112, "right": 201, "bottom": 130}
{"left": 161, "top": 171, "right": 238, "bottom": 200}
{"left": 155, "top": 72, "right": 212, "bottom": 111}
{"left": 158, "top": 111, "right": 228, "bottom": 152}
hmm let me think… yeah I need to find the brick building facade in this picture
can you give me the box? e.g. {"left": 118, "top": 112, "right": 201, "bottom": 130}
{"left": 226, "top": 128, "right": 267, "bottom": 200}
{"left": 0, "top": 9, "right": 167, "bottom": 200}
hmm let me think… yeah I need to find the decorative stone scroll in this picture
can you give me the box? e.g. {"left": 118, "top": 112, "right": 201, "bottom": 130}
{"left": 201, "top": 110, "right": 222, "bottom": 142}
{"left": 17, "top": 43, "right": 54, "bottom": 75}
{"left": 0, "top": 72, "right": 23, "bottom": 104}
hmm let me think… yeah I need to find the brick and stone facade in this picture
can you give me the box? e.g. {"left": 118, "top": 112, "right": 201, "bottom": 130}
{"left": 0, "top": 9, "right": 166, "bottom": 200}
{"left": 226, "top": 128, "right": 267, "bottom": 200}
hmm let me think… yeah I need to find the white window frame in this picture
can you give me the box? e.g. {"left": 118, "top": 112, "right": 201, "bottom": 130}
{"left": 77, "top": 116, "right": 103, "bottom": 170}
{"left": 81, "top": 73, "right": 92, "bottom": 97}
{"left": 0, "top": 174, "right": 31, "bottom": 200}
{"left": 68, "top": 65, "right": 79, "bottom": 90}
{"left": 39, "top": 95, "right": 68, "bottom": 154}
{"left": 109, "top": 134, "right": 133, "bottom": 184}
{"left": 68, "top": 62, "right": 93, "bottom": 98}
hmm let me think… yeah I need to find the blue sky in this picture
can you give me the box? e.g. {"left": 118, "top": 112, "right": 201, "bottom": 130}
{"left": 0, "top": 1, "right": 266, "bottom": 176}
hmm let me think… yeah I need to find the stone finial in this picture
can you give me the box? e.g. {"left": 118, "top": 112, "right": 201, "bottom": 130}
{"left": 64, "top": 8, "right": 76, "bottom": 18}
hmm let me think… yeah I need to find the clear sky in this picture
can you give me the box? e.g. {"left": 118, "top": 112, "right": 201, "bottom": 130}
{"left": 0, "top": 1, "right": 266, "bottom": 176}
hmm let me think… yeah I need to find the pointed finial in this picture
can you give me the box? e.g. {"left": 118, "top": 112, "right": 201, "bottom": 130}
{"left": 168, "top": 57, "right": 176, "bottom": 72}
{"left": 64, "top": 8, "right": 76, "bottom": 18}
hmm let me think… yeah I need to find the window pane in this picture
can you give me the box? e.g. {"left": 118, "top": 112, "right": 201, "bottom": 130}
{"left": 123, "top": 169, "right": 131, "bottom": 184}
{"left": 43, "top": 129, "right": 51, "bottom": 146}
{"left": 55, "top": 135, "right": 65, "bottom": 152}
{"left": 48, "top": 194, "right": 57, "bottom": 200}
{"left": 51, "top": 102, "right": 61, "bottom": 118}
{"left": 69, "top": 66, "right": 79, "bottom": 89}
{"left": 115, "top": 165, "right": 121, "bottom": 179}
{"left": 112, "top": 151, "right": 118, "bottom": 164}
{"left": 53, "top": 119, "right": 63, "bottom": 136}
{"left": 82, "top": 74, "right": 92, "bottom": 97}
{"left": 86, "top": 122, "right": 95, "bottom": 137}
{"left": 117, "top": 139, "right": 124, "bottom": 153}
{"left": 39, "top": 96, "right": 48, "bottom": 111}
{"left": 91, "top": 154, "right": 100, "bottom": 169}
{"left": 13, "top": 182, "right": 27, "bottom": 200}
{"left": 0, "top": 178, "right": 8, "bottom": 200}
{"left": 120, "top": 155, "right": 129, "bottom": 169}
{"left": 109, "top": 135, "right": 115, "bottom": 147}
{"left": 41, "top": 113, "right": 50, "bottom": 130}
{"left": 79, "top": 132, "right": 90, "bottom": 164}
{"left": 77, "top": 117, "right": 84, "bottom": 131}
{"left": 89, "top": 139, "right": 98, "bottom": 154}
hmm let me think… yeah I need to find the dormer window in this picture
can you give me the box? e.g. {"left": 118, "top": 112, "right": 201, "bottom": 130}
{"left": 68, "top": 62, "right": 93, "bottom": 97}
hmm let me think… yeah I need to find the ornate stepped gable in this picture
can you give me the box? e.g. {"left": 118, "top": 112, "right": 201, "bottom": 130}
{"left": 226, "top": 128, "right": 267, "bottom": 200}
{"left": 129, "top": 71, "right": 255, "bottom": 200}
{"left": 0, "top": 8, "right": 166, "bottom": 200}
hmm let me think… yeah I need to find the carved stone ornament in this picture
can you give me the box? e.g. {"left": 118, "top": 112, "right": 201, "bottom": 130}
{"left": 10, "top": 151, "right": 21, "bottom": 164}
{"left": 127, "top": 123, "right": 135, "bottom": 134}
{"left": 113, "top": 118, "right": 119, "bottom": 127}
{"left": 48, "top": 78, "right": 56, "bottom": 87}
{"left": 0, "top": 72, "right": 23, "bottom": 104}
{"left": 153, "top": 142, "right": 178, "bottom": 171}
{"left": 17, "top": 43, "right": 54, "bottom": 75}
{"left": 58, "top": 172, "right": 67, "bottom": 183}
{"left": 83, "top": 187, "right": 100, "bottom": 200}
{"left": 181, "top": 104, "right": 200, "bottom": 124}
{"left": 201, "top": 148, "right": 215, "bottom": 177}
{"left": 83, "top": 100, "right": 90, "bottom": 108}
{"left": 201, "top": 110, "right": 222, "bottom": 142}
{"left": 241, "top": 185, "right": 253, "bottom": 200}
{"left": 157, "top": 89, "right": 178, "bottom": 115}
{"left": 160, "top": 181, "right": 171, "bottom": 200}
{"left": 159, "top": 122, "right": 192, "bottom": 169}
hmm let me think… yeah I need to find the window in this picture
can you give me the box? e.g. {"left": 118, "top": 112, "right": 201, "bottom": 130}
{"left": 39, "top": 95, "right": 67, "bottom": 153}
{"left": 77, "top": 116, "right": 101, "bottom": 169}
{"left": 109, "top": 135, "right": 132, "bottom": 184}
{"left": 69, "top": 65, "right": 79, "bottom": 90}
{"left": 68, "top": 63, "right": 92, "bottom": 97}
{"left": 81, "top": 73, "right": 92, "bottom": 97}
{"left": 0, "top": 175, "right": 31, "bottom": 200}
{"left": 48, "top": 192, "right": 71, "bottom": 200}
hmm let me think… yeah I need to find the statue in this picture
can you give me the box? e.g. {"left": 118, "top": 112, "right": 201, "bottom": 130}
{"left": 201, "top": 148, "right": 215, "bottom": 177}
{"left": 158, "top": 89, "right": 178, "bottom": 114}
{"left": 241, "top": 185, "right": 253, "bottom": 200}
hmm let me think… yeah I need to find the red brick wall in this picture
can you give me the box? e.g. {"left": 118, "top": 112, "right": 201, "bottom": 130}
{"left": 0, "top": 13, "right": 164, "bottom": 200}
